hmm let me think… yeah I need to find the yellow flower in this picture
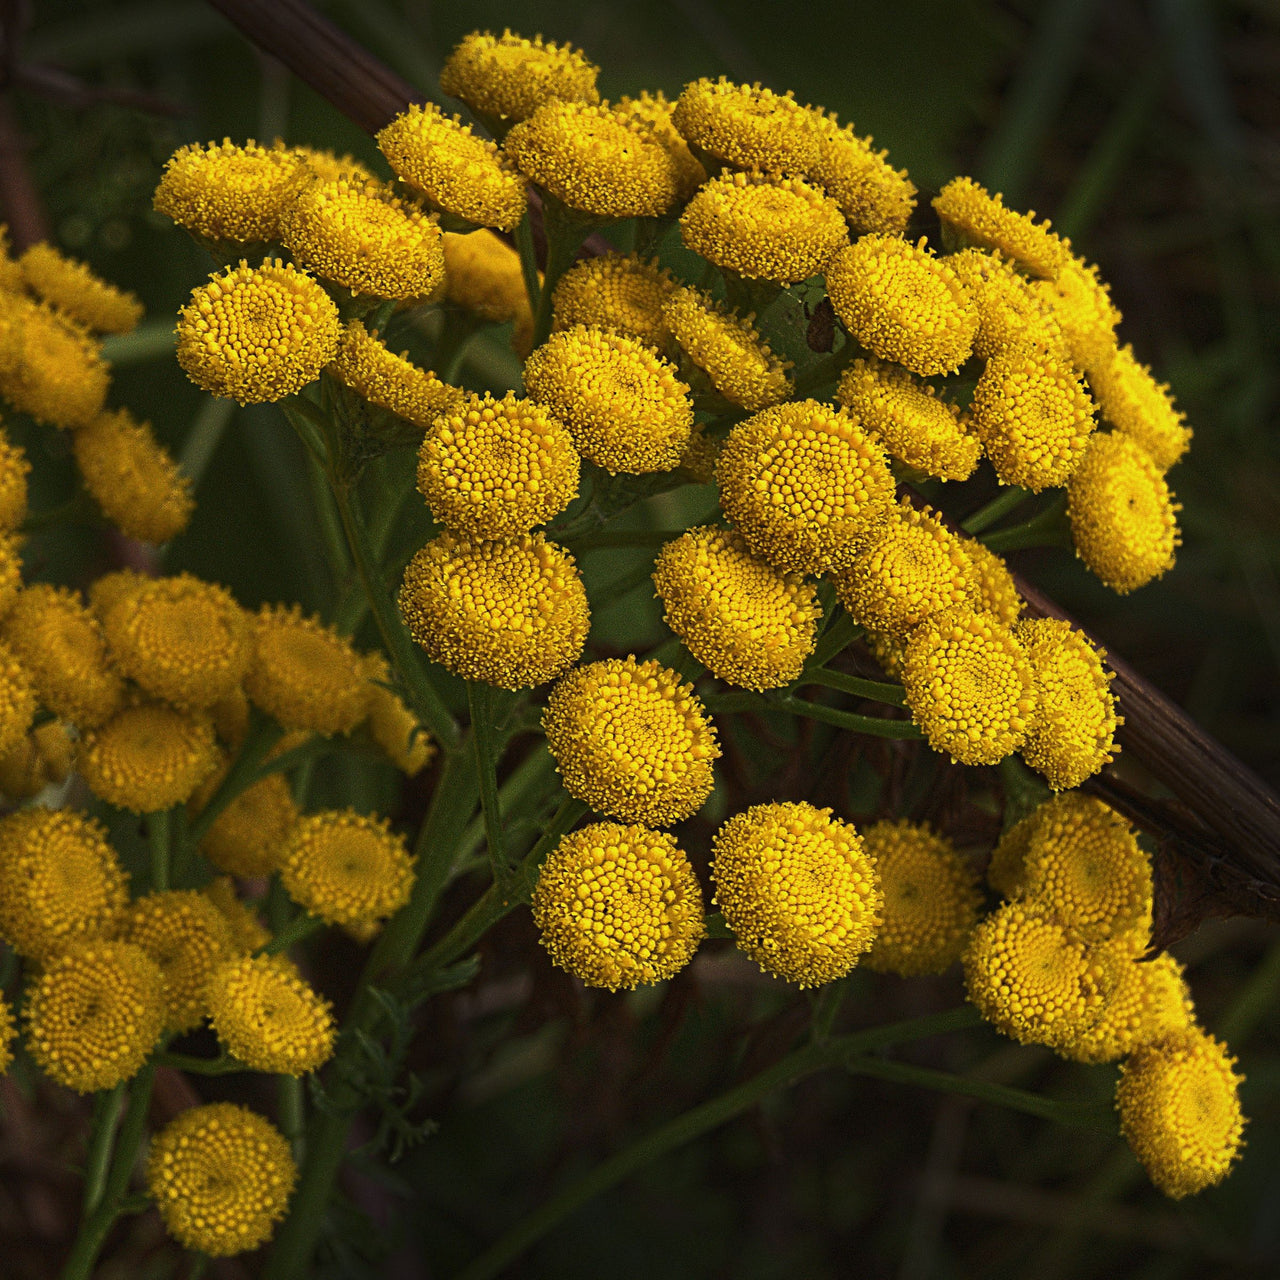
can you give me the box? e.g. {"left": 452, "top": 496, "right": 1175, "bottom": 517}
{"left": 101, "top": 573, "right": 250, "bottom": 711}
{"left": 176, "top": 260, "right": 340, "bottom": 404}
{"left": 543, "top": 657, "right": 719, "bottom": 826}
{"left": 1117, "top": 1028, "right": 1245, "bottom": 1199}
{"left": 712, "top": 801, "right": 882, "bottom": 987}
{"left": 946, "top": 248, "right": 1065, "bottom": 361}
{"left": 207, "top": 954, "right": 335, "bottom": 1076}
{"left": 416, "top": 390, "right": 580, "bottom": 537}
{"left": 970, "top": 345, "right": 1097, "bottom": 491}
{"left": 826, "top": 235, "right": 978, "bottom": 376}
{"left": 716, "top": 399, "right": 895, "bottom": 574}
{"left": 0, "top": 807, "right": 129, "bottom": 960}
{"left": 679, "top": 171, "right": 847, "bottom": 285}
{"left": 1013, "top": 618, "right": 1118, "bottom": 790}
{"left": 551, "top": 253, "right": 675, "bottom": 350}
{"left": 153, "top": 138, "right": 308, "bottom": 243}
{"left": 1087, "top": 343, "right": 1192, "bottom": 472}
{"left": 376, "top": 103, "right": 527, "bottom": 231}
{"left": 933, "top": 176, "right": 1070, "bottom": 279}
{"left": 19, "top": 242, "right": 143, "bottom": 334}
{"left": 147, "top": 1103, "right": 297, "bottom": 1255}
{"left": 505, "top": 101, "right": 680, "bottom": 219}
{"left": 331, "top": 321, "right": 463, "bottom": 429}
{"left": 1066, "top": 431, "right": 1180, "bottom": 593}
{"left": 282, "top": 176, "right": 444, "bottom": 300}
{"left": 678, "top": 424, "right": 721, "bottom": 483}
{"left": 244, "top": 604, "right": 369, "bottom": 736}
{"left": 0, "top": 636, "right": 35, "bottom": 757}
{"left": 653, "top": 526, "right": 821, "bottom": 690}
{"left": 1061, "top": 943, "right": 1196, "bottom": 1064}
{"left": 88, "top": 566, "right": 151, "bottom": 623}
{"left": 671, "top": 78, "right": 818, "bottom": 173}
{"left": 281, "top": 809, "right": 414, "bottom": 929}
{"left": 362, "top": 653, "right": 436, "bottom": 776}
{"left": 831, "top": 504, "right": 980, "bottom": 638}
{"left": 901, "top": 606, "right": 1035, "bottom": 765}
{"left": 441, "top": 230, "right": 535, "bottom": 355}
{"left": 73, "top": 407, "right": 194, "bottom": 544}
{"left": 0, "top": 533, "right": 20, "bottom": 622}
{"left": 0, "top": 224, "right": 23, "bottom": 293}
{"left": 287, "top": 144, "right": 376, "bottom": 184}
{"left": 124, "top": 889, "right": 236, "bottom": 1032}
{"left": 25, "top": 940, "right": 165, "bottom": 1092}
{"left": 532, "top": 821, "right": 705, "bottom": 991}
{"left": 0, "top": 293, "right": 109, "bottom": 428}
{"left": 439, "top": 30, "right": 600, "bottom": 127}
{"left": 0, "top": 994, "right": 13, "bottom": 1075}
{"left": 956, "top": 537, "right": 1022, "bottom": 626}
{"left": 0, "top": 425, "right": 29, "bottom": 531}
{"left": 202, "top": 876, "right": 273, "bottom": 955}
{"left": 190, "top": 755, "right": 298, "bottom": 878}
{"left": 523, "top": 325, "right": 693, "bottom": 474}
{"left": 614, "top": 91, "right": 706, "bottom": 200}
{"left": 2, "top": 584, "right": 123, "bottom": 727}
{"left": 398, "top": 531, "right": 589, "bottom": 690}
{"left": 805, "top": 111, "right": 917, "bottom": 234}
{"left": 836, "top": 356, "right": 981, "bottom": 481}
{"left": 862, "top": 820, "right": 982, "bottom": 976}
{"left": 1033, "top": 253, "right": 1120, "bottom": 375}
{"left": 662, "top": 285, "right": 792, "bottom": 411}
{"left": 0, "top": 723, "right": 69, "bottom": 799}
{"left": 78, "top": 701, "right": 219, "bottom": 812}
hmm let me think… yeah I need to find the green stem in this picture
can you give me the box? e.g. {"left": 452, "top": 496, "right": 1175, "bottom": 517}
{"left": 279, "top": 1075, "right": 306, "bottom": 1164}
{"left": 809, "top": 982, "right": 846, "bottom": 1043}
{"left": 154, "top": 1051, "right": 245, "bottom": 1076}
{"left": 805, "top": 611, "right": 863, "bottom": 672}
{"left": 261, "top": 913, "right": 324, "bottom": 956}
{"left": 514, "top": 209, "right": 542, "bottom": 317}
{"left": 454, "top": 1008, "right": 980, "bottom": 1280}
{"left": 961, "top": 486, "right": 1031, "bottom": 535}
{"left": 81, "top": 1084, "right": 127, "bottom": 1220}
{"left": 456, "top": 747, "right": 559, "bottom": 870}
{"left": 179, "top": 395, "right": 236, "bottom": 492}
{"left": 703, "top": 692, "right": 921, "bottom": 740}
{"left": 980, "top": 493, "right": 1071, "bottom": 554}
{"left": 530, "top": 200, "right": 590, "bottom": 350}
{"left": 467, "top": 683, "right": 509, "bottom": 881}
{"left": 185, "top": 717, "right": 283, "bottom": 848}
{"left": 100, "top": 319, "right": 175, "bottom": 365}
{"left": 799, "top": 668, "right": 906, "bottom": 707}
{"left": 147, "top": 809, "right": 172, "bottom": 893}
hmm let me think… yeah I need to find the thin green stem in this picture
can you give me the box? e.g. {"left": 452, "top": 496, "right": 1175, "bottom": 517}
{"left": 514, "top": 209, "right": 542, "bottom": 317}
{"left": 81, "top": 1084, "right": 126, "bottom": 1220}
{"left": 961, "top": 486, "right": 1031, "bottom": 535}
{"left": 179, "top": 395, "right": 236, "bottom": 492}
{"left": 454, "top": 1007, "right": 981, "bottom": 1280}
{"left": 704, "top": 692, "right": 921, "bottom": 740}
{"left": 147, "top": 808, "right": 172, "bottom": 893}
{"left": 100, "top": 319, "right": 175, "bottom": 365}
{"left": 809, "top": 982, "right": 846, "bottom": 1044}
{"left": 154, "top": 1051, "right": 245, "bottom": 1076}
{"left": 467, "top": 683, "right": 509, "bottom": 881}
{"left": 279, "top": 1075, "right": 306, "bottom": 1164}
{"left": 185, "top": 717, "right": 283, "bottom": 848}
{"left": 799, "top": 668, "right": 906, "bottom": 707}
{"left": 457, "top": 747, "right": 558, "bottom": 869}
{"left": 980, "top": 493, "right": 1071, "bottom": 554}
{"left": 805, "top": 611, "right": 863, "bottom": 672}
{"left": 261, "top": 913, "right": 324, "bottom": 956}
{"left": 530, "top": 201, "right": 590, "bottom": 350}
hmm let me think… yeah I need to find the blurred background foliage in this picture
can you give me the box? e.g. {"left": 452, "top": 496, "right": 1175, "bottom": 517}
{"left": 2, "top": 0, "right": 1279, "bottom": 1277}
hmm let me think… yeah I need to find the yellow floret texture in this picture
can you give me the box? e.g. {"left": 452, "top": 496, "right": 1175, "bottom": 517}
{"left": 933, "top": 177, "right": 1070, "bottom": 279}
{"left": 552, "top": 253, "right": 675, "bottom": 351}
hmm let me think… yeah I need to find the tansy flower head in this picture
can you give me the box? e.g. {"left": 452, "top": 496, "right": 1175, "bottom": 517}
{"left": 523, "top": 326, "right": 693, "bottom": 473}
{"left": 0, "top": 426, "right": 29, "bottom": 531}
{"left": 0, "top": 637, "right": 36, "bottom": 757}
{"left": 282, "top": 176, "right": 444, "bottom": 300}
{"left": 956, "top": 537, "right": 1022, "bottom": 626}
{"left": 73, "top": 407, "right": 194, "bottom": 544}
{"left": 543, "top": 657, "right": 720, "bottom": 826}
{"left": 1061, "top": 943, "right": 1196, "bottom": 1064}
{"left": 0, "top": 726, "right": 61, "bottom": 800}
{"left": 1013, "top": 618, "right": 1118, "bottom": 790}
{"left": 933, "top": 176, "right": 1070, "bottom": 279}
{"left": 331, "top": 321, "right": 463, "bottom": 429}
{"left": 806, "top": 111, "right": 917, "bottom": 234}
{"left": 712, "top": 801, "right": 882, "bottom": 987}
{"left": 102, "top": 573, "right": 250, "bottom": 711}
{"left": 281, "top": 809, "right": 414, "bottom": 929}
{"left": 653, "top": 526, "right": 821, "bottom": 690}
{"left": 176, "top": 260, "right": 340, "bottom": 404}
{"left": 363, "top": 653, "right": 436, "bottom": 776}
{"left": 863, "top": 820, "right": 982, "bottom": 976}
{"left": 0, "top": 995, "right": 13, "bottom": 1074}
{"left": 827, "top": 235, "right": 978, "bottom": 376}
{"left": 946, "top": 248, "right": 1065, "bottom": 362}
{"left": 124, "top": 890, "right": 236, "bottom": 1032}
{"left": 78, "top": 701, "right": 219, "bottom": 812}
{"left": 0, "top": 807, "right": 129, "bottom": 960}
{"left": 88, "top": 567, "right": 151, "bottom": 627}
{"left": 245, "top": 604, "right": 369, "bottom": 736}
{"left": 442, "top": 230, "right": 535, "bottom": 354}
{"left": 836, "top": 356, "right": 981, "bottom": 482}
{"left": 1033, "top": 254, "right": 1120, "bottom": 376}
{"left": 901, "top": 606, "right": 1035, "bottom": 766}
{"left": 680, "top": 171, "right": 847, "bottom": 285}
{"left": 505, "top": 101, "right": 680, "bottom": 220}
{"left": 0, "top": 534, "right": 20, "bottom": 621}
{"left": 615, "top": 91, "right": 706, "bottom": 200}
{"left": 190, "top": 756, "right": 298, "bottom": 878}
{"left": 1067, "top": 431, "right": 1180, "bottom": 593}
{"left": 153, "top": 138, "right": 308, "bottom": 243}
{"left": 1117, "top": 1028, "right": 1245, "bottom": 1199}
{"left": 1087, "top": 343, "right": 1192, "bottom": 472}
{"left": 716, "top": 399, "right": 895, "bottom": 574}
{"left": 832, "top": 504, "right": 980, "bottom": 638}
{"left": 532, "top": 821, "right": 705, "bottom": 990}
{"left": 2, "top": 584, "right": 123, "bottom": 728}
{"left": 962, "top": 902, "right": 1106, "bottom": 1050}
{"left": 398, "top": 531, "right": 589, "bottom": 689}
{"left": 672, "top": 78, "right": 818, "bottom": 173}
{"left": 970, "top": 345, "right": 1097, "bottom": 491}
{"left": 147, "top": 1103, "right": 297, "bottom": 1256}
{"left": 416, "top": 390, "right": 580, "bottom": 537}
{"left": 287, "top": 143, "right": 376, "bottom": 184}
{"left": 202, "top": 877, "right": 273, "bottom": 955}
{"left": 439, "top": 30, "right": 600, "bottom": 128}
{"left": 552, "top": 253, "right": 675, "bottom": 350}
{"left": 376, "top": 103, "right": 527, "bottom": 231}
{"left": 662, "top": 285, "right": 792, "bottom": 411}
{"left": 207, "top": 955, "right": 335, "bottom": 1076}
{"left": 19, "top": 243, "right": 143, "bottom": 334}
{"left": 0, "top": 293, "right": 109, "bottom": 428}
{"left": 25, "top": 940, "right": 164, "bottom": 1092}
